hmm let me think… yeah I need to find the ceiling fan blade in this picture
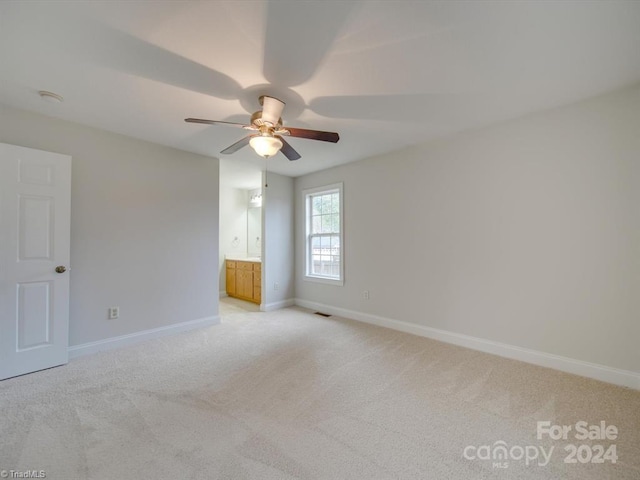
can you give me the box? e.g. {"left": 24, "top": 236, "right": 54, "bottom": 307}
{"left": 220, "top": 135, "right": 253, "bottom": 154}
{"left": 185, "top": 118, "right": 251, "bottom": 129}
{"left": 261, "top": 96, "right": 285, "bottom": 126}
{"left": 277, "top": 136, "right": 301, "bottom": 161}
{"left": 284, "top": 127, "right": 340, "bottom": 143}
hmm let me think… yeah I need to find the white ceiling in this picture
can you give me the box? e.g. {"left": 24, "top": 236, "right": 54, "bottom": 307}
{"left": 2, "top": 1, "right": 640, "bottom": 189}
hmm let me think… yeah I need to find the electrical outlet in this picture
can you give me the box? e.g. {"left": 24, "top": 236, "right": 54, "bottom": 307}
{"left": 363, "top": 290, "right": 370, "bottom": 300}
{"left": 108, "top": 306, "right": 119, "bottom": 319}
{"left": 274, "top": 282, "right": 279, "bottom": 291}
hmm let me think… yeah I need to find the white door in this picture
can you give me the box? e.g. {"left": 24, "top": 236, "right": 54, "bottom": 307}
{"left": 0, "top": 143, "right": 71, "bottom": 380}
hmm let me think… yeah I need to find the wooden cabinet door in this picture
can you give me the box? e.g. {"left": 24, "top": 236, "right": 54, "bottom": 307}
{"left": 253, "top": 268, "right": 261, "bottom": 303}
{"left": 226, "top": 265, "right": 236, "bottom": 295}
{"left": 237, "top": 270, "right": 253, "bottom": 299}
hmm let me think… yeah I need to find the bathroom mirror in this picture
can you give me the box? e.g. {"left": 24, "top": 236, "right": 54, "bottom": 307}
{"left": 247, "top": 206, "right": 261, "bottom": 257}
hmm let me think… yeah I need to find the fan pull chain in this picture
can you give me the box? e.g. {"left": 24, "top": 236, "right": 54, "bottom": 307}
{"left": 264, "top": 156, "right": 268, "bottom": 188}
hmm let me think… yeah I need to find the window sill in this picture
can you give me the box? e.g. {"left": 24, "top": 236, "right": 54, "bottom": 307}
{"left": 304, "top": 274, "right": 344, "bottom": 286}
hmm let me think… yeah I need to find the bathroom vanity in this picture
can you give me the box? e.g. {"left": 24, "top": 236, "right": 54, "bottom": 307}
{"left": 226, "top": 258, "right": 261, "bottom": 304}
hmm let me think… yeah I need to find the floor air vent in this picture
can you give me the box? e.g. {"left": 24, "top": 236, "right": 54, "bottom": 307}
{"left": 314, "top": 312, "right": 332, "bottom": 317}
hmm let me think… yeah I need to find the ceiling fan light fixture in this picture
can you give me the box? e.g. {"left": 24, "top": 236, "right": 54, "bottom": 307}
{"left": 250, "top": 135, "right": 282, "bottom": 158}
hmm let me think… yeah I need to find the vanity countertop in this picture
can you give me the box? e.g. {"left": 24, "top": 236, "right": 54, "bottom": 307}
{"left": 226, "top": 256, "right": 261, "bottom": 263}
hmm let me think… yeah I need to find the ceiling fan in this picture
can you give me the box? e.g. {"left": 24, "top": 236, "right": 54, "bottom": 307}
{"left": 185, "top": 95, "right": 339, "bottom": 161}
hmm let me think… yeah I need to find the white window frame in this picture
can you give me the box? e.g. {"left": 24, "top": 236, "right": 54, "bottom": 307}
{"left": 303, "top": 183, "right": 344, "bottom": 286}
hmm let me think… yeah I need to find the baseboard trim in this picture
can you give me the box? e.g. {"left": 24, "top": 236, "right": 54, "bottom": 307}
{"left": 261, "top": 298, "right": 295, "bottom": 312}
{"left": 294, "top": 299, "right": 639, "bottom": 390}
{"left": 219, "top": 291, "right": 228, "bottom": 298}
{"left": 68, "top": 315, "right": 220, "bottom": 359}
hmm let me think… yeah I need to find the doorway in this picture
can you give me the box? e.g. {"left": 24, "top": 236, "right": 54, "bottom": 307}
{"left": 218, "top": 160, "right": 263, "bottom": 310}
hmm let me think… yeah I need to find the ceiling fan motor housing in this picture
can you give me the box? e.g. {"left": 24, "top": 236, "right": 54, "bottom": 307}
{"left": 251, "top": 110, "right": 283, "bottom": 129}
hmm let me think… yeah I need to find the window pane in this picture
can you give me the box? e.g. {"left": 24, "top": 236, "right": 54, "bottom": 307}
{"left": 321, "top": 194, "right": 332, "bottom": 215}
{"left": 330, "top": 235, "right": 340, "bottom": 251}
{"left": 320, "top": 235, "right": 331, "bottom": 249}
{"left": 330, "top": 214, "right": 339, "bottom": 233}
{"left": 331, "top": 235, "right": 340, "bottom": 276}
{"left": 331, "top": 193, "right": 339, "bottom": 213}
{"left": 312, "top": 215, "right": 321, "bottom": 234}
{"left": 312, "top": 256, "right": 321, "bottom": 274}
{"left": 312, "top": 196, "right": 322, "bottom": 215}
{"left": 321, "top": 215, "right": 332, "bottom": 233}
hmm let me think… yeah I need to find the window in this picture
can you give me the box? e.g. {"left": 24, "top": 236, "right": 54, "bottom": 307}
{"left": 304, "top": 183, "right": 343, "bottom": 285}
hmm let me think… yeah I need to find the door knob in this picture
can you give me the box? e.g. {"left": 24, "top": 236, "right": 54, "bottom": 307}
{"left": 55, "top": 266, "right": 67, "bottom": 274}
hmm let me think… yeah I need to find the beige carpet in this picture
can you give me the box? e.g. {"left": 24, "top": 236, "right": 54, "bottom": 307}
{"left": 1, "top": 301, "right": 638, "bottom": 479}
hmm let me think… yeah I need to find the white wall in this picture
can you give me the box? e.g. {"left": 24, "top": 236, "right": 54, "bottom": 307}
{"left": 0, "top": 104, "right": 219, "bottom": 347}
{"left": 263, "top": 172, "right": 295, "bottom": 310}
{"left": 218, "top": 186, "right": 248, "bottom": 293}
{"left": 295, "top": 84, "right": 640, "bottom": 376}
